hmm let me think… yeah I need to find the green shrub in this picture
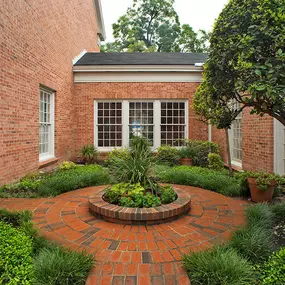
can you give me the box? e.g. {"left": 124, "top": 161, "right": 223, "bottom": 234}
{"left": 182, "top": 246, "right": 255, "bottom": 285}
{"left": 182, "top": 140, "right": 219, "bottom": 167}
{"left": 258, "top": 247, "right": 285, "bottom": 285}
{"left": 34, "top": 245, "right": 94, "bottom": 285}
{"left": 38, "top": 165, "right": 110, "bottom": 196}
{"left": 158, "top": 166, "right": 242, "bottom": 197}
{"left": 59, "top": 161, "right": 77, "bottom": 170}
{"left": 106, "top": 148, "right": 131, "bottom": 165}
{"left": 208, "top": 153, "right": 224, "bottom": 171}
{"left": 230, "top": 225, "right": 274, "bottom": 263}
{"left": 160, "top": 185, "right": 177, "bottom": 204}
{"left": 109, "top": 137, "right": 157, "bottom": 192}
{"left": 156, "top": 145, "right": 180, "bottom": 165}
{"left": 80, "top": 144, "right": 98, "bottom": 164}
{"left": 0, "top": 221, "right": 34, "bottom": 284}
{"left": 0, "top": 208, "right": 31, "bottom": 227}
{"left": 179, "top": 146, "right": 197, "bottom": 159}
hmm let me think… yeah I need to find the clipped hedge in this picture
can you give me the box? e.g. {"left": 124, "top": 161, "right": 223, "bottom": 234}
{"left": 0, "top": 221, "right": 34, "bottom": 284}
{"left": 158, "top": 166, "right": 243, "bottom": 197}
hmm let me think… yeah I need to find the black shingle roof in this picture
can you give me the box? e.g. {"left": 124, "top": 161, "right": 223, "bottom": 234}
{"left": 74, "top": 52, "right": 208, "bottom": 66}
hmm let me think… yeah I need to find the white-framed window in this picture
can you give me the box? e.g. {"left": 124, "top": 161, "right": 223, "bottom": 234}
{"left": 230, "top": 101, "right": 242, "bottom": 166}
{"left": 39, "top": 87, "right": 55, "bottom": 162}
{"left": 94, "top": 100, "right": 188, "bottom": 151}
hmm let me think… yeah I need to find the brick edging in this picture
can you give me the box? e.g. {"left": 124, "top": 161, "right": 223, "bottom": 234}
{"left": 88, "top": 187, "right": 191, "bottom": 225}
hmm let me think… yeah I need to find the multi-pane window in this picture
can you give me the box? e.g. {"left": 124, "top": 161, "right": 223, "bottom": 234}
{"left": 95, "top": 100, "right": 187, "bottom": 150}
{"left": 39, "top": 88, "right": 54, "bottom": 161}
{"left": 129, "top": 102, "right": 154, "bottom": 145}
{"left": 97, "top": 102, "right": 122, "bottom": 147}
{"left": 161, "top": 102, "right": 186, "bottom": 146}
{"left": 232, "top": 111, "right": 242, "bottom": 163}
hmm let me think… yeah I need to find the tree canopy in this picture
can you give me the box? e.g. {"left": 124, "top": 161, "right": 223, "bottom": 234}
{"left": 194, "top": 0, "right": 285, "bottom": 127}
{"left": 101, "top": 0, "right": 209, "bottom": 53}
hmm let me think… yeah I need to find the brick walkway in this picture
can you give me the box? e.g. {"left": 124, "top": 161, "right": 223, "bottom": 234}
{"left": 0, "top": 185, "right": 248, "bottom": 285}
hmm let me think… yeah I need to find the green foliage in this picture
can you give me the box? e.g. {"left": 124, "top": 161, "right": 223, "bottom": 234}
{"left": 0, "top": 221, "right": 34, "bottom": 284}
{"left": 156, "top": 145, "right": 180, "bottom": 166}
{"left": 158, "top": 166, "right": 243, "bottom": 197}
{"left": 160, "top": 185, "right": 177, "bottom": 204}
{"left": 182, "top": 246, "right": 255, "bottom": 285}
{"left": 194, "top": 0, "right": 285, "bottom": 127}
{"left": 0, "top": 209, "right": 31, "bottom": 227}
{"left": 101, "top": 0, "right": 209, "bottom": 53}
{"left": 59, "top": 161, "right": 77, "bottom": 170}
{"left": 80, "top": 145, "right": 98, "bottom": 164}
{"left": 34, "top": 245, "right": 94, "bottom": 285}
{"left": 271, "top": 202, "right": 285, "bottom": 224}
{"left": 109, "top": 137, "right": 156, "bottom": 192}
{"left": 208, "top": 153, "right": 224, "bottom": 171}
{"left": 230, "top": 226, "right": 274, "bottom": 263}
{"left": 245, "top": 203, "right": 273, "bottom": 229}
{"left": 179, "top": 146, "right": 197, "bottom": 159}
{"left": 106, "top": 148, "right": 131, "bottom": 165}
{"left": 187, "top": 140, "right": 220, "bottom": 167}
{"left": 258, "top": 247, "right": 285, "bottom": 285}
{"left": 38, "top": 165, "right": 110, "bottom": 196}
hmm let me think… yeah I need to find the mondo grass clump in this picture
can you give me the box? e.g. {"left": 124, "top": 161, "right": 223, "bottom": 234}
{"left": 38, "top": 164, "right": 110, "bottom": 196}
{"left": 34, "top": 246, "right": 94, "bottom": 285}
{"left": 157, "top": 166, "right": 243, "bottom": 197}
{"left": 182, "top": 246, "right": 255, "bottom": 285}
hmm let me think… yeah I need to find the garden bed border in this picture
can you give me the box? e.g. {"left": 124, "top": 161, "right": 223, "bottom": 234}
{"left": 88, "top": 187, "right": 191, "bottom": 225}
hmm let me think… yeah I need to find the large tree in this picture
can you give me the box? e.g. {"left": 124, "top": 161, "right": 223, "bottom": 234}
{"left": 194, "top": 0, "right": 285, "bottom": 126}
{"left": 101, "top": 0, "right": 209, "bottom": 53}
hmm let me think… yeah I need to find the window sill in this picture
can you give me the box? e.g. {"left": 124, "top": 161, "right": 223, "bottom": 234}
{"left": 39, "top": 157, "right": 59, "bottom": 169}
{"left": 224, "top": 162, "right": 243, "bottom": 172}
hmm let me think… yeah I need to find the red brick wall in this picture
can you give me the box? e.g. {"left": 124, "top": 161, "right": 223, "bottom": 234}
{"left": 212, "top": 109, "right": 274, "bottom": 172}
{"left": 73, "top": 82, "right": 208, "bottom": 152}
{"left": 0, "top": 0, "right": 100, "bottom": 185}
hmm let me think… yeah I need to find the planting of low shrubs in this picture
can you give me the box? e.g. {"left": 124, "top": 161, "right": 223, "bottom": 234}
{"left": 34, "top": 245, "right": 94, "bottom": 285}
{"left": 0, "top": 221, "right": 34, "bottom": 284}
{"left": 156, "top": 145, "right": 180, "bottom": 166}
{"left": 59, "top": 161, "right": 77, "bottom": 170}
{"left": 158, "top": 166, "right": 243, "bottom": 197}
{"left": 182, "top": 246, "right": 255, "bottom": 285}
{"left": 258, "top": 247, "right": 285, "bottom": 285}
{"left": 105, "top": 148, "right": 131, "bottom": 165}
{"left": 104, "top": 182, "right": 177, "bottom": 208}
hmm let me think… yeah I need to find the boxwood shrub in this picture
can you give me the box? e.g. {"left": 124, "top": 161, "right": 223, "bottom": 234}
{"left": 0, "top": 221, "right": 34, "bottom": 284}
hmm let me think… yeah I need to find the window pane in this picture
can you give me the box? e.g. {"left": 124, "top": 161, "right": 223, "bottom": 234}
{"left": 160, "top": 101, "right": 186, "bottom": 146}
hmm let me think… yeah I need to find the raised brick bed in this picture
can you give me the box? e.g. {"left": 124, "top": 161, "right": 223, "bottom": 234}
{"left": 88, "top": 187, "right": 191, "bottom": 225}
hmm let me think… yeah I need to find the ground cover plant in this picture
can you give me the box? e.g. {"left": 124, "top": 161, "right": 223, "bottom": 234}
{"left": 182, "top": 202, "right": 285, "bottom": 285}
{"left": 0, "top": 164, "right": 110, "bottom": 198}
{"left": 0, "top": 209, "right": 94, "bottom": 285}
{"left": 157, "top": 165, "right": 245, "bottom": 197}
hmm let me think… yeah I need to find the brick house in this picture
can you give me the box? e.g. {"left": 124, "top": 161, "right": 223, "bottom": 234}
{"left": 1, "top": 1, "right": 284, "bottom": 186}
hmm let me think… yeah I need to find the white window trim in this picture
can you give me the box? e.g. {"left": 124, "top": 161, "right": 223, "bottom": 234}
{"left": 274, "top": 119, "right": 285, "bottom": 174}
{"left": 39, "top": 88, "right": 55, "bottom": 162}
{"left": 94, "top": 100, "right": 188, "bottom": 152}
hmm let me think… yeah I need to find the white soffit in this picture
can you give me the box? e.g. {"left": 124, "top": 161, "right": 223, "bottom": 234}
{"left": 73, "top": 65, "right": 203, "bottom": 83}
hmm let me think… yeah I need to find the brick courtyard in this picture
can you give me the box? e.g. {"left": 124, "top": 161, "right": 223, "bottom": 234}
{"left": 0, "top": 185, "right": 248, "bottom": 285}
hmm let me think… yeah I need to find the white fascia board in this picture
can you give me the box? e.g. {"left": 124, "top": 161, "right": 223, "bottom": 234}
{"left": 74, "top": 71, "right": 202, "bottom": 83}
{"left": 94, "top": 0, "right": 106, "bottom": 41}
{"left": 73, "top": 65, "right": 203, "bottom": 73}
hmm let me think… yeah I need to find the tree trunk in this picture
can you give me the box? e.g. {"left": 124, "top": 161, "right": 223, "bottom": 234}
{"left": 225, "top": 128, "right": 233, "bottom": 177}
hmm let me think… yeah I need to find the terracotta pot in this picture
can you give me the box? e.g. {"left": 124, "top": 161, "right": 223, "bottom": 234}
{"left": 248, "top": 177, "right": 276, "bottom": 202}
{"left": 180, "top": 158, "right": 193, "bottom": 166}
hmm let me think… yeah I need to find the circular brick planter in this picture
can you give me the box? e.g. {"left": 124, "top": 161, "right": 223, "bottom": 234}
{"left": 88, "top": 187, "right": 191, "bottom": 225}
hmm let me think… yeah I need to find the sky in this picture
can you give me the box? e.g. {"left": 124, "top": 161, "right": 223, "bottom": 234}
{"left": 101, "top": 0, "right": 230, "bottom": 42}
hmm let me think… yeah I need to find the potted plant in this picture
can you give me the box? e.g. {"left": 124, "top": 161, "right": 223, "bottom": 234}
{"left": 246, "top": 171, "right": 279, "bottom": 202}
{"left": 79, "top": 144, "right": 98, "bottom": 164}
{"left": 179, "top": 146, "right": 197, "bottom": 166}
